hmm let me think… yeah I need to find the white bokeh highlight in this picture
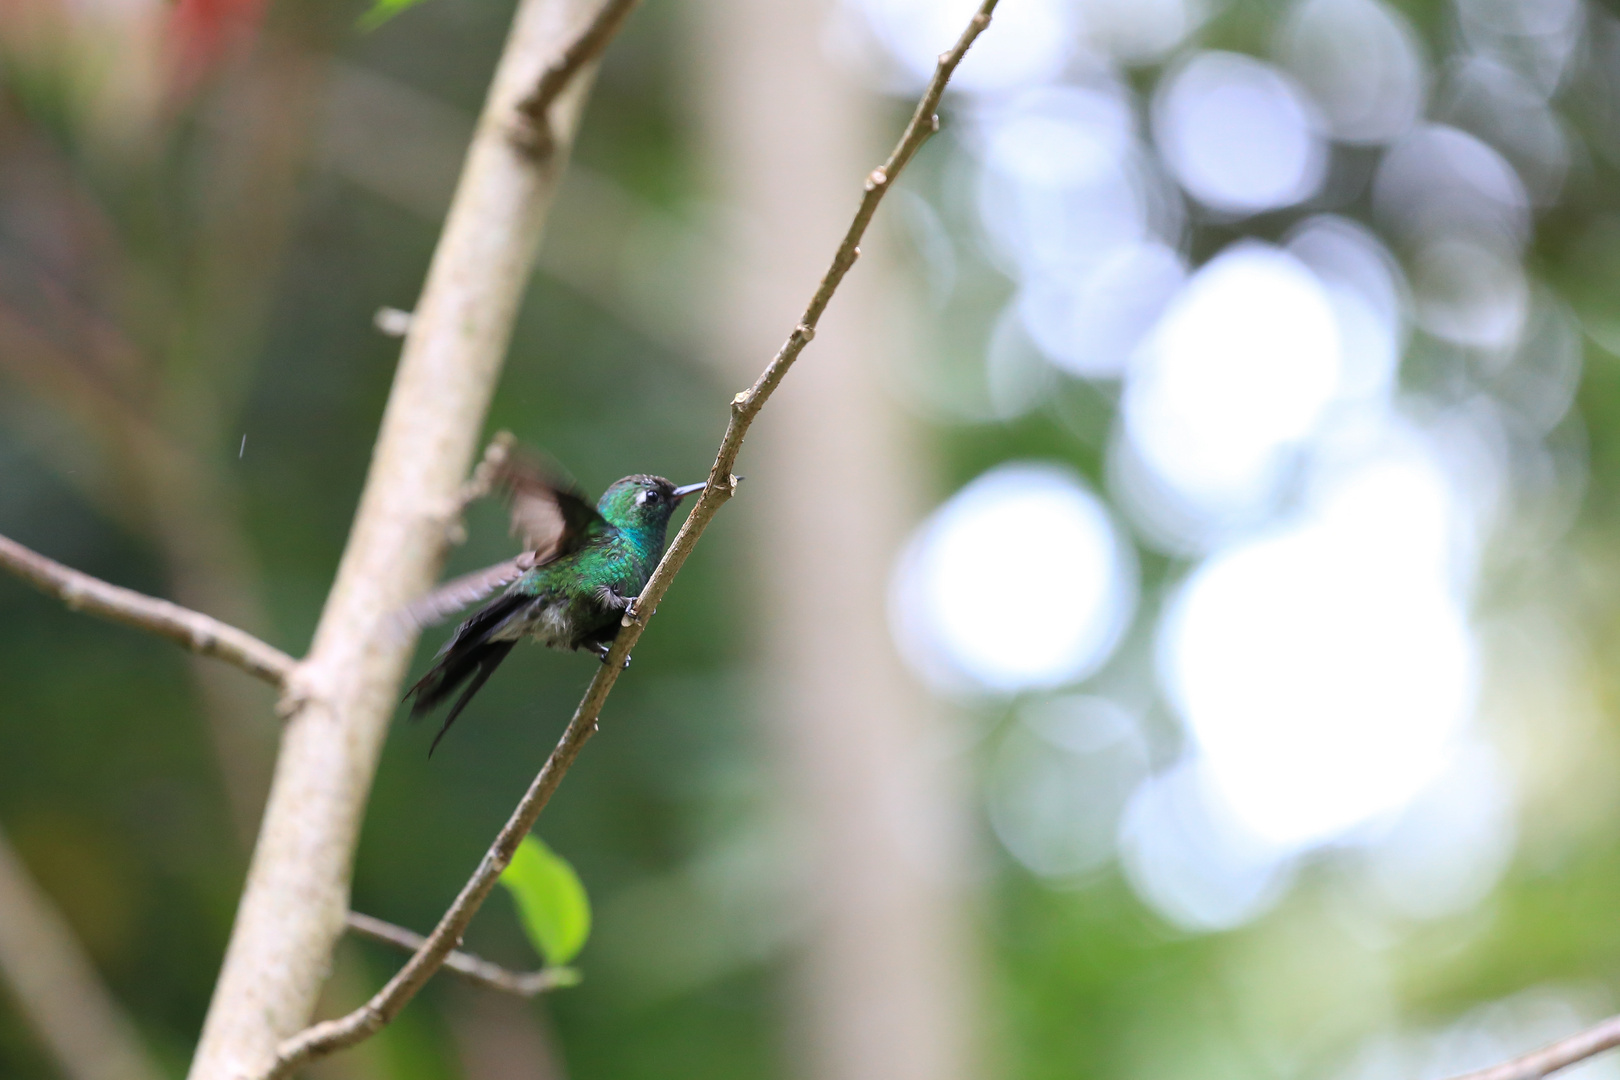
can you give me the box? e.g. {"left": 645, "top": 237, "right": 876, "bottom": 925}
{"left": 974, "top": 86, "right": 1187, "bottom": 382}
{"left": 848, "top": 0, "right": 1533, "bottom": 937}
{"left": 1356, "top": 739, "right": 1516, "bottom": 920}
{"left": 989, "top": 696, "right": 1149, "bottom": 879}
{"left": 1285, "top": 214, "right": 1408, "bottom": 402}
{"left": 1153, "top": 51, "right": 1327, "bottom": 215}
{"left": 1278, "top": 0, "right": 1426, "bottom": 145}
{"left": 1373, "top": 124, "right": 1531, "bottom": 251}
{"left": 1118, "top": 759, "right": 1298, "bottom": 931}
{"left": 1159, "top": 430, "right": 1479, "bottom": 850}
{"left": 891, "top": 464, "right": 1137, "bottom": 695}
{"left": 1120, "top": 242, "right": 1344, "bottom": 539}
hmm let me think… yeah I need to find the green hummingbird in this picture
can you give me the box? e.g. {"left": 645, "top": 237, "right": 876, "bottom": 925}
{"left": 404, "top": 454, "right": 704, "bottom": 752}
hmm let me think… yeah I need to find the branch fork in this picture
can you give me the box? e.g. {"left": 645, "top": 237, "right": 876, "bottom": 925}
{"left": 513, "top": 0, "right": 641, "bottom": 158}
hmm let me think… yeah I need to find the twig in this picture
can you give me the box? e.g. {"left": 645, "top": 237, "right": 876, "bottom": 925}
{"left": 0, "top": 532, "right": 296, "bottom": 687}
{"left": 344, "top": 912, "right": 573, "bottom": 997}
{"left": 455, "top": 431, "right": 520, "bottom": 511}
{"left": 439, "top": 431, "right": 520, "bottom": 547}
{"left": 1441, "top": 1015, "right": 1620, "bottom": 1080}
{"left": 256, "top": 4, "right": 999, "bottom": 1077}
{"left": 514, "top": 0, "right": 640, "bottom": 157}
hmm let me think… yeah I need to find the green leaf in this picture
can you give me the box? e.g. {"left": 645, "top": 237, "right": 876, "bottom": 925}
{"left": 498, "top": 835, "right": 591, "bottom": 967}
{"left": 356, "top": 0, "right": 430, "bottom": 32}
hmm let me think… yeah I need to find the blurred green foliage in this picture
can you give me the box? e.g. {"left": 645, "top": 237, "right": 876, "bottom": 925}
{"left": 359, "top": 0, "right": 438, "bottom": 32}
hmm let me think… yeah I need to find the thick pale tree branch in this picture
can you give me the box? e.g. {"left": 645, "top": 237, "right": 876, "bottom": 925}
{"left": 1442, "top": 1015, "right": 1620, "bottom": 1080}
{"left": 0, "top": 532, "right": 295, "bottom": 686}
{"left": 344, "top": 912, "right": 571, "bottom": 997}
{"left": 514, "top": 0, "right": 639, "bottom": 156}
{"left": 257, "top": 4, "right": 999, "bottom": 1076}
{"left": 185, "top": 0, "right": 610, "bottom": 1075}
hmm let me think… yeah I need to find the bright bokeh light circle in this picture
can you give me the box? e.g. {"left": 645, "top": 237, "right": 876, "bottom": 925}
{"left": 976, "top": 86, "right": 1149, "bottom": 285}
{"left": 1117, "top": 759, "right": 1296, "bottom": 931}
{"left": 891, "top": 464, "right": 1137, "bottom": 695}
{"left": 1159, "top": 442, "right": 1478, "bottom": 850}
{"left": 1122, "top": 242, "right": 1344, "bottom": 529}
{"left": 1019, "top": 241, "right": 1187, "bottom": 380}
{"left": 1284, "top": 215, "right": 1408, "bottom": 402}
{"left": 989, "top": 696, "right": 1148, "bottom": 879}
{"left": 1358, "top": 739, "right": 1516, "bottom": 920}
{"left": 1153, "top": 51, "right": 1327, "bottom": 214}
{"left": 1079, "top": 0, "right": 1204, "bottom": 66}
{"left": 972, "top": 86, "right": 1188, "bottom": 381}
{"left": 1279, "top": 0, "right": 1426, "bottom": 145}
{"left": 1373, "top": 124, "right": 1530, "bottom": 250}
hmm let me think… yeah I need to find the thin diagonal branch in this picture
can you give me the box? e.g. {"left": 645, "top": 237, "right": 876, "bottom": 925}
{"left": 0, "top": 532, "right": 296, "bottom": 687}
{"left": 1442, "top": 1015, "right": 1620, "bottom": 1080}
{"left": 514, "top": 0, "right": 640, "bottom": 157}
{"left": 256, "top": 4, "right": 998, "bottom": 1077}
{"left": 344, "top": 912, "right": 573, "bottom": 997}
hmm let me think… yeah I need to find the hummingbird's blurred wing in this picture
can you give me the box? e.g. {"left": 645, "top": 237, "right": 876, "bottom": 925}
{"left": 498, "top": 452, "right": 608, "bottom": 564}
{"left": 402, "top": 553, "right": 539, "bottom": 628}
{"left": 397, "top": 447, "right": 608, "bottom": 633}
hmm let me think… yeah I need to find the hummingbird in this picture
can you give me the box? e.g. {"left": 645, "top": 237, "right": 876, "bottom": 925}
{"left": 404, "top": 453, "right": 705, "bottom": 753}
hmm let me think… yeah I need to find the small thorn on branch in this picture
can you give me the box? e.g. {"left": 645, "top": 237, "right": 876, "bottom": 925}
{"left": 373, "top": 307, "right": 414, "bottom": 337}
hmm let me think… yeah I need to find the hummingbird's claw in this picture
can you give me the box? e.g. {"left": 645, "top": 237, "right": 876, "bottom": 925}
{"left": 586, "top": 641, "right": 632, "bottom": 669}
{"left": 590, "top": 646, "right": 632, "bottom": 669}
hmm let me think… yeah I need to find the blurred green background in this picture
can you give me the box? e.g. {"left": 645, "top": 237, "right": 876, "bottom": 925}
{"left": 5, "top": 0, "right": 1620, "bottom": 1078}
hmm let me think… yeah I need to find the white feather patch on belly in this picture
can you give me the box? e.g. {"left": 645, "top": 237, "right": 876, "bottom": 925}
{"left": 490, "top": 599, "right": 573, "bottom": 647}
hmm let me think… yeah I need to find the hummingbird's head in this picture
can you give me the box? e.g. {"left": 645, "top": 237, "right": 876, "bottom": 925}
{"left": 597, "top": 474, "right": 706, "bottom": 532}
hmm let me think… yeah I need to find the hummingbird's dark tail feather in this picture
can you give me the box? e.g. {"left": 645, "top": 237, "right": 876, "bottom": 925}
{"left": 406, "top": 590, "right": 529, "bottom": 754}
{"left": 427, "top": 641, "right": 514, "bottom": 756}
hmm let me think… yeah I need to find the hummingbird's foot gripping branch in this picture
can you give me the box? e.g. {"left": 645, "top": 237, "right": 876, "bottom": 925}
{"left": 0, "top": 531, "right": 296, "bottom": 688}
{"left": 250, "top": 3, "right": 1000, "bottom": 1077}
{"left": 587, "top": 640, "right": 630, "bottom": 668}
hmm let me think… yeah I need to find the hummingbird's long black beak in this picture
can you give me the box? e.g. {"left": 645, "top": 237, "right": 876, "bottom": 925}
{"left": 672, "top": 482, "right": 707, "bottom": 502}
